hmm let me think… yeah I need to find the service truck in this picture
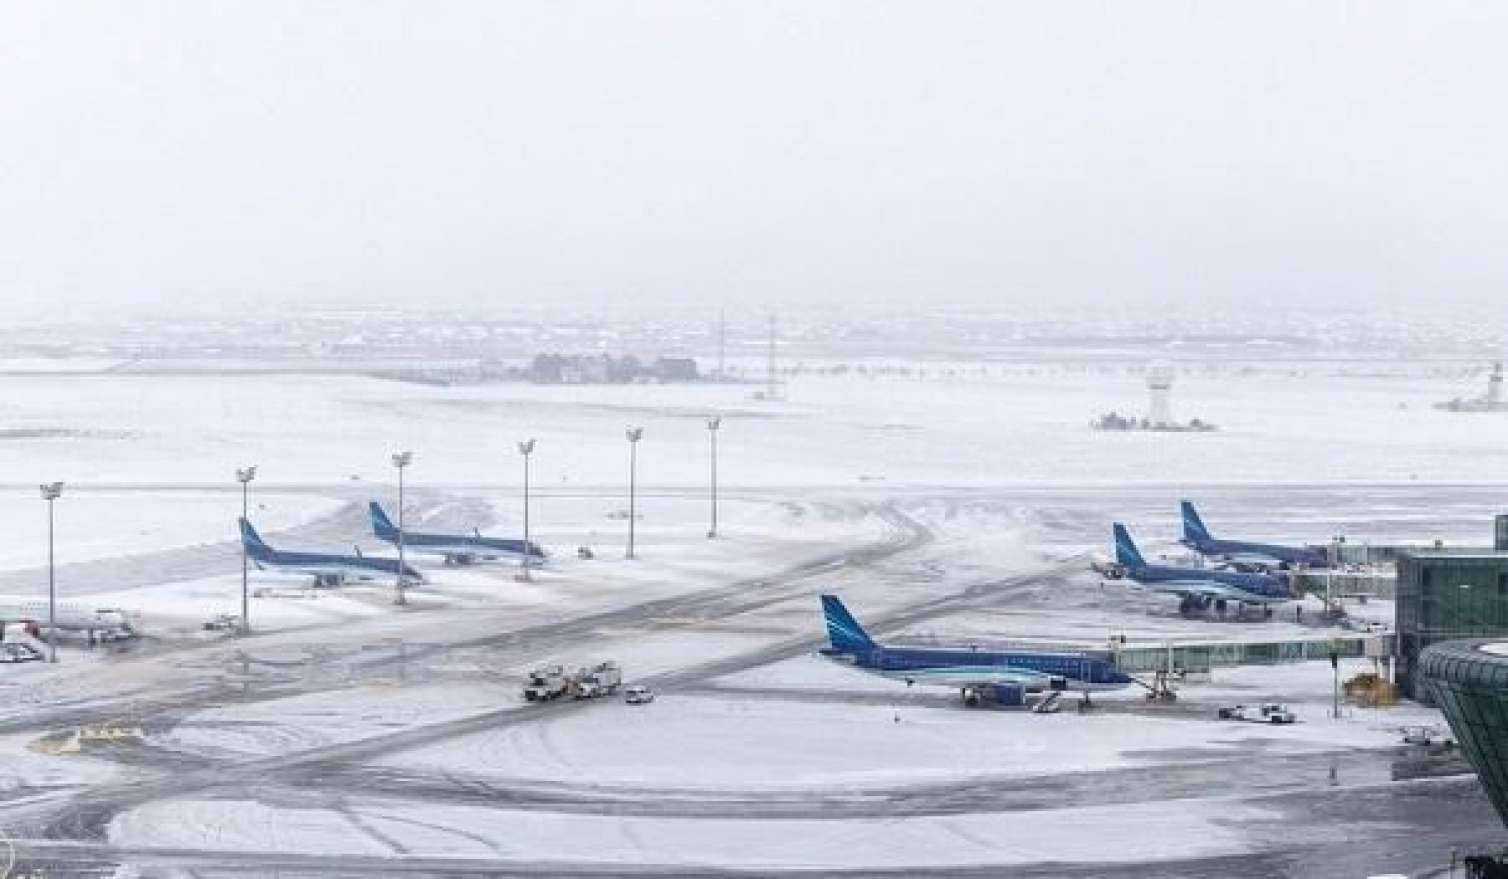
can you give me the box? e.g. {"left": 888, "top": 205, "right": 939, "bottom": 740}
{"left": 570, "top": 661, "right": 622, "bottom": 699}
{"left": 522, "top": 665, "right": 568, "bottom": 701}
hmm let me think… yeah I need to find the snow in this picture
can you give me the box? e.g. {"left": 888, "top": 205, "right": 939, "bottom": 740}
{"left": 0, "top": 367, "right": 1507, "bottom": 489}
{"left": 109, "top": 795, "right": 1262, "bottom": 868}
{"left": 0, "top": 732, "right": 122, "bottom": 794}
{"left": 3, "top": 361, "right": 1500, "bottom": 875}
{"left": 160, "top": 682, "right": 518, "bottom": 758}
{"left": 0, "top": 490, "right": 342, "bottom": 576}
{"left": 382, "top": 657, "right": 1434, "bottom": 793}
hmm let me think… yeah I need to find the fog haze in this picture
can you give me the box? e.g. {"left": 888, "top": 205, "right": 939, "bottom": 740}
{"left": 4, "top": 2, "right": 1505, "bottom": 316}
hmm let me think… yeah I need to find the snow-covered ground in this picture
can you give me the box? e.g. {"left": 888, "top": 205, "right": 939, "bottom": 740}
{"left": 380, "top": 657, "right": 1434, "bottom": 793}
{"left": 109, "top": 794, "right": 1264, "bottom": 870}
{"left": 0, "top": 490, "right": 341, "bottom": 573}
{"left": 0, "top": 366, "right": 1506, "bottom": 488}
{"left": 0, "top": 360, "right": 1502, "bottom": 877}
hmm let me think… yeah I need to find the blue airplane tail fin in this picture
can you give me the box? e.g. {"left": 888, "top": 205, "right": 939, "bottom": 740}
{"left": 1181, "top": 501, "right": 1211, "bottom": 543}
{"left": 369, "top": 501, "right": 398, "bottom": 538}
{"left": 1113, "top": 523, "right": 1147, "bottom": 569}
{"left": 820, "top": 594, "right": 875, "bottom": 653}
{"left": 239, "top": 517, "right": 271, "bottom": 556}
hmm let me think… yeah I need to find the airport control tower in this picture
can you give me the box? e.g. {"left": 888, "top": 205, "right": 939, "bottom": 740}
{"left": 1147, "top": 362, "right": 1174, "bottom": 426}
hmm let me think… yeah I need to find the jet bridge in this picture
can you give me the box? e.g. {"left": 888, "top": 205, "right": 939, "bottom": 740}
{"left": 1110, "top": 632, "right": 1393, "bottom": 675}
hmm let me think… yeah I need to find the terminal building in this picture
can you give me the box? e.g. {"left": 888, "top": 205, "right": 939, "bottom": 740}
{"left": 1418, "top": 640, "right": 1508, "bottom": 832}
{"left": 1397, "top": 516, "right": 1508, "bottom": 700}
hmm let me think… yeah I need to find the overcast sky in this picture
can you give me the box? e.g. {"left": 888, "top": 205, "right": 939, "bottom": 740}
{"left": 3, "top": 2, "right": 1506, "bottom": 317}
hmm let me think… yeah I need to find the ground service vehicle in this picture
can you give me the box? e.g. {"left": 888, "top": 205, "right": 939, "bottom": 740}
{"left": 571, "top": 661, "right": 622, "bottom": 699}
{"left": 1259, "top": 703, "right": 1296, "bottom": 724}
{"left": 0, "top": 642, "right": 41, "bottom": 663}
{"left": 523, "top": 665, "right": 568, "bottom": 701}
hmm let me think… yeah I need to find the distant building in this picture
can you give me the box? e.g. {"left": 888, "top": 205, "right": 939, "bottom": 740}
{"left": 1435, "top": 362, "right": 1508, "bottom": 412}
{"left": 522, "top": 352, "right": 701, "bottom": 384}
{"left": 653, "top": 357, "right": 700, "bottom": 382}
{"left": 1397, "top": 548, "right": 1508, "bottom": 700}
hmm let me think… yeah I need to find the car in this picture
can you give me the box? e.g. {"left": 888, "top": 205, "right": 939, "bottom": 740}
{"left": 202, "top": 613, "right": 241, "bottom": 632}
{"left": 0, "top": 642, "right": 43, "bottom": 663}
{"left": 1259, "top": 703, "right": 1297, "bottom": 724}
{"left": 624, "top": 685, "right": 655, "bottom": 705}
{"left": 1401, "top": 724, "right": 1454, "bottom": 747}
{"left": 1217, "top": 704, "right": 1248, "bottom": 720}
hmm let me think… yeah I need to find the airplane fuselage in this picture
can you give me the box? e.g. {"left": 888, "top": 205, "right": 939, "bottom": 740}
{"left": 830, "top": 644, "right": 1134, "bottom": 691}
{"left": 375, "top": 531, "right": 543, "bottom": 564}
{"left": 1183, "top": 536, "right": 1326, "bottom": 568}
{"left": 248, "top": 547, "right": 418, "bottom": 584}
{"left": 1127, "top": 562, "right": 1291, "bottom": 604}
{"left": 0, "top": 598, "right": 133, "bottom": 636}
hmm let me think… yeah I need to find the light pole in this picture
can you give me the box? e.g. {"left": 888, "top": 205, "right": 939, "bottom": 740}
{"left": 1329, "top": 636, "right": 1343, "bottom": 719}
{"left": 625, "top": 426, "right": 643, "bottom": 559}
{"left": 39, "top": 482, "right": 63, "bottom": 663}
{"left": 391, "top": 451, "right": 413, "bottom": 605}
{"left": 706, "top": 416, "right": 721, "bottom": 538}
{"left": 518, "top": 438, "right": 535, "bottom": 581}
{"left": 236, "top": 466, "right": 257, "bottom": 635}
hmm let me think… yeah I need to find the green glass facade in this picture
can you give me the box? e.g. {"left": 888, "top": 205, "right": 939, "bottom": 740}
{"left": 1397, "top": 552, "right": 1508, "bottom": 700}
{"left": 1419, "top": 640, "right": 1508, "bottom": 829}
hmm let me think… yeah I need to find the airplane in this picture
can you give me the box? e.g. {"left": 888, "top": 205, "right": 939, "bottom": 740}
{"left": 818, "top": 594, "right": 1135, "bottom": 707}
{"left": 0, "top": 597, "right": 135, "bottom": 644}
{"left": 368, "top": 502, "right": 546, "bottom": 567}
{"left": 1109, "top": 523, "right": 1293, "bottom": 618}
{"left": 1180, "top": 501, "right": 1328, "bottom": 571}
{"left": 240, "top": 518, "right": 423, "bottom": 588}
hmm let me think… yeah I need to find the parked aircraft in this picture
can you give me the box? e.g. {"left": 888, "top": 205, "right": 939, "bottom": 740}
{"left": 0, "top": 597, "right": 134, "bottom": 643}
{"left": 818, "top": 594, "right": 1134, "bottom": 707}
{"left": 1180, "top": 501, "right": 1328, "bottom": 570}
{"left": 1111, "top": 523, "right": 1292, "bottom": 618}
{"left": 368, "top": 502, "right": 545, "bottom": 566}
{"left": 240, "top": 518, "right": 423, "bottom": 587}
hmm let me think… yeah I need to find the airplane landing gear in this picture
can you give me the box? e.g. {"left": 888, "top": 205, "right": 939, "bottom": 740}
{"left": 1263, "top": 605, "right": 1274, "bottom": 619}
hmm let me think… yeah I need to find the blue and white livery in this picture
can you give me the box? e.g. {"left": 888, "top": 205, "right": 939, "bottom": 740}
{"left": 1113, "top": 522, "right": 1292, "bottom": 618}
{"left": 369, "top": 502, "right": 545, "bottom": 567}
{"left": 1180, "top": 500, "right": 1328, "bottom": 571}
{"left": 240, "top": 518, "right": 423, "bottom": 588}
{"left": 819, "top": 594, "right": 1134, "bottom": 707}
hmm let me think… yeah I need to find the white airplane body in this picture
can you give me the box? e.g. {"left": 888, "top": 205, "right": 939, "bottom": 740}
{"left": 0, "top": 596, "right": 135, "bottom": 639}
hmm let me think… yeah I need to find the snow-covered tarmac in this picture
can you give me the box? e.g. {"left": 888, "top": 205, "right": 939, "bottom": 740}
{"left": 0, "top": 366, "right": 1504, "bottom": 877}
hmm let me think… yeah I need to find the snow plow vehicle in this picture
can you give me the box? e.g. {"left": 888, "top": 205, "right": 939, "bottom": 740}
{"left": 570, "top": 661, "right": 622, "bottom": 699}
{"left": 523, "top": 661, "right": 623, "bottom": 702}
{"left": 522, "top": 665, "right": 568, "bottom": 702}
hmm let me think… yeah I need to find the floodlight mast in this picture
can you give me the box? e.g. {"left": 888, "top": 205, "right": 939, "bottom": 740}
{"left": 236, "top": 466, "right": 257, "bottom": 634}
